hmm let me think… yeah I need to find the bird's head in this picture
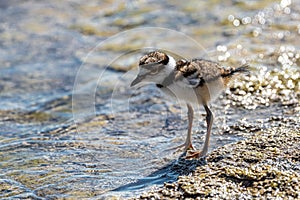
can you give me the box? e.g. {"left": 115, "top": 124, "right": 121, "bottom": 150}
{"left": 130, "top": 51, "right": 176, "bottom": 87}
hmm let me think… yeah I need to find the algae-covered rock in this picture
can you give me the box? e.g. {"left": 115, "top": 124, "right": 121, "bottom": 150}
{"left": 133, "top": 127, "right": 300, "bottom": 199}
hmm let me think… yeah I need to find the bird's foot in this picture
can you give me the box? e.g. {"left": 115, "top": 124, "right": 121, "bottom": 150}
{"left": 185, "top": 150, "right": 207, "bottom": 159}
{"left": 167, "top": 141, "right": 195, "bottom": 153}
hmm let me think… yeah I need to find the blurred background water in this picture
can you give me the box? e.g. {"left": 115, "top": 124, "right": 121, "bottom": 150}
{"left": 0, "top": 0, "right": 299, "bottom": 199}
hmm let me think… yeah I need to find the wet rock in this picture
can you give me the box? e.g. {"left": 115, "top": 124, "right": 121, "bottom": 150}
{"left": 225, "top": 65, "right": 300, "bottom": 110}
{"left": 132, "top": 126, "right": 300, "bottom": 199}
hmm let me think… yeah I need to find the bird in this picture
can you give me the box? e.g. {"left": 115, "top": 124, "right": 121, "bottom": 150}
{"left": 130, "top": 51, "right": 249, "bottom": 158}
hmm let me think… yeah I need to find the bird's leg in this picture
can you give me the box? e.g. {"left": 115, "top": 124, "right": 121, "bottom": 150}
{"left": 184, "top": 103, "right": 195, "bottom": 151}
{"left": 186, "top": 104, "right": 213, "bottom": 159}
{"left": 167, "top": 103, "right": 195, "bottom": 152}
{"left": 201, "top": 105, "right": 213, "bottom": 155}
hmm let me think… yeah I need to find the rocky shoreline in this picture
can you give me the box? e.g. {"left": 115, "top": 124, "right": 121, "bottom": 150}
{"left": 132, "top": 126, "right": 300, "bottom": 199}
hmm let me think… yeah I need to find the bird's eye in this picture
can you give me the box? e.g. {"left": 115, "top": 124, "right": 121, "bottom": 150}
{"left": 150, "top": 68, "right": 159, "bottom": 75}
{"left": 150, "top": 71, "right": 157, "bottom": 75}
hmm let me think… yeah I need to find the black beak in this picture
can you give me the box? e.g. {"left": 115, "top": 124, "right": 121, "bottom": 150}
{"left": 130, "top": 62, "right": 161, "bottom": 87}
{"left": 130, "top": 75, "right": 143, "bottom": 87}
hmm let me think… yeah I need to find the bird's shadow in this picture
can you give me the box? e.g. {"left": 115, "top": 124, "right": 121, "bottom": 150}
{"left": 111, "top": 153, "right": 206, "bottom": 193}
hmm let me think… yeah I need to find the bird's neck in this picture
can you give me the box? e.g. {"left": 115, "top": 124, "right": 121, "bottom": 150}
{"left": 165, "top": 55, "right": 176, "bottom": 73}
{"left": 157, "top": 56, "right": 176, "bottom": 88}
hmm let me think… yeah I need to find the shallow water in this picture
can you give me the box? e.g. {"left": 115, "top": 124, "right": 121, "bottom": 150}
{"left": 0, "top": 0, "right": 299, "bottom": 199}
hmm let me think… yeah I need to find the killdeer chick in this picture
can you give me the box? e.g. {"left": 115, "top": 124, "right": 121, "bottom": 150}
{"left": 131, "top": 51, "right": 248, "bottom": 158}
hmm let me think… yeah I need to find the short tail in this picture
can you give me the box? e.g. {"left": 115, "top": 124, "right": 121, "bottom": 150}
{"left": 222, "top": 63, "right": 250, "bottom": 78}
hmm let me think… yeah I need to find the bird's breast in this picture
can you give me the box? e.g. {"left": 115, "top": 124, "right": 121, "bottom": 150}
{"left": 158, "top": 77, "right": 225, "bottom": 105}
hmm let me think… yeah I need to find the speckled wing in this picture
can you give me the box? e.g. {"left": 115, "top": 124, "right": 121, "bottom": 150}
{"left": 175, "top": 59, "right": 224, "bottom": 88}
